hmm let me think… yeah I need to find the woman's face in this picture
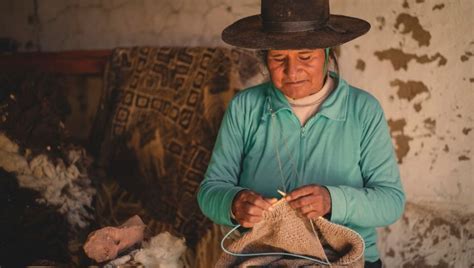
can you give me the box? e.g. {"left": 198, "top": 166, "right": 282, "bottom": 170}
{"left": 267, "top": 49, "right": 326, "bottom": 99}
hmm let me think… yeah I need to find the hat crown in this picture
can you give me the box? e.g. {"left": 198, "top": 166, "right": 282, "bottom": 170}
{"left": 261, "top": 0, "right": 330, "bottom": 25}
{"left": 221, "top": 0, "right": 370, "bottom": 49}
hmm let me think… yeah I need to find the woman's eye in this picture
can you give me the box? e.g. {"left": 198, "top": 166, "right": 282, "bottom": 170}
{"left": 271, "top": 58, "right": 285, "bottom": 62}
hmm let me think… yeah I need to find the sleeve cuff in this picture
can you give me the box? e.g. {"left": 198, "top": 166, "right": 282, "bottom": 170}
{"left": 221, "top": 187, "right": 247, "bottom": 226}
{"left": 325, "top": 185, "right": 348, "bottom": 225}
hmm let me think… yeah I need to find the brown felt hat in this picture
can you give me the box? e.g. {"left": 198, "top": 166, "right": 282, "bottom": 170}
{"left": 222, "top": 0, "right": 371, "bottom": 50}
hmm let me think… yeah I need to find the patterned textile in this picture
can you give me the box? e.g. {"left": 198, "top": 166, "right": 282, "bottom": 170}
{"left": 91, "top": 47, "right": 265, "bottom": 248}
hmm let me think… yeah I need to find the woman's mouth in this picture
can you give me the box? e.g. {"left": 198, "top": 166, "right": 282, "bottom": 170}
{"left": 285, "top": 80, "right": 307, "bottom": 86}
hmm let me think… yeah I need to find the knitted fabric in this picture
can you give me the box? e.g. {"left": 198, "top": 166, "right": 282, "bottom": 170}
{"left": 217, "top": 200, "right": 364, "bottom": 267}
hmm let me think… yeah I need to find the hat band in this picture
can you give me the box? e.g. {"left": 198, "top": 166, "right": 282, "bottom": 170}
{"left": 262, "top": 19, "right": 328, "bottom": 33}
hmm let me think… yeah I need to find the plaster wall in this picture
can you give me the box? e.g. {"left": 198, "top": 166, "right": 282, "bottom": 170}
{"left": 330, "top": 1, "right": 474, "bottom": 266}
{"left": 0, "top": 0, "right": 472, "bottom": 267}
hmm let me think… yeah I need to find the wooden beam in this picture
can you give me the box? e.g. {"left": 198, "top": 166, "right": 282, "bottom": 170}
{"left": 0, "top": 50, "right": 113, "bottom": 74}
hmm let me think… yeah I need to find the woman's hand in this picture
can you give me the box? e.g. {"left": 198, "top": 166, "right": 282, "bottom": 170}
{"left": 231, "top": 190, "right": 277, "bottom": 228}
{"left": 286, "top": 184, "right": 331, "bottom": 220}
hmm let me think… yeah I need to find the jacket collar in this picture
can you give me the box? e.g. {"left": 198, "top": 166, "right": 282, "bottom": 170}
{"left": 264, "top": 72, "right": 348, "bottom": 121}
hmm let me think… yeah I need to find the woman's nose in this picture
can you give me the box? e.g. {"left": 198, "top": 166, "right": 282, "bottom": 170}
{"left": 284, "top": 58, "right": 300, "bottom": 79}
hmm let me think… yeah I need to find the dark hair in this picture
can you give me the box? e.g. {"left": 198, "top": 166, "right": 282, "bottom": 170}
{"left": 259, "top": 48, "right": 339, "bottom": 74}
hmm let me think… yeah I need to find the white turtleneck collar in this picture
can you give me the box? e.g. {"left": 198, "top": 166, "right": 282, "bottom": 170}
{"left": 285, "top": 74, "right": 335, "bottom": 126}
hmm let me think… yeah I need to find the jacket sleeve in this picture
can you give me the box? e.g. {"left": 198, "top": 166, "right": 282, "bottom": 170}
{"left": 325, "top": 100, "right": 406, "bottom": 228}
{"left": 197, "top": 97, "right": 247, "bottom": 226}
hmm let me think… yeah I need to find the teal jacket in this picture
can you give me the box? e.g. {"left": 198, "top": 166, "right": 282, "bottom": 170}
{"left": 197, "top": 74, "right": 405, "bottom": 262}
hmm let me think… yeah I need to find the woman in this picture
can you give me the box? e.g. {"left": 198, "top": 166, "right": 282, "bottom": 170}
{"left": 197, "top": 0, "right": 405, "bottom": 267}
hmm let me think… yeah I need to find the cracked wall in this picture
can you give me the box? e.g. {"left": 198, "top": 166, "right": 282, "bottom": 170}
{"left": 332, "top": 1, "right": 473, "bottom": 267}
{"left": 0, "top": 0, "right": 472, "bottom": 267}
{"left": 0, "top": 0, "right": 261, "bottom": 50}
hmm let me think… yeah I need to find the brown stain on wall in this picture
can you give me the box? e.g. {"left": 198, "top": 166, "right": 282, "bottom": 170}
{"left": 443, "top": 144, "right": 449, "bottom": 152}
{"left": 388, "top": 118, "right": 406, "bottom": 133}
{"left": 423, "top": 118, "right": 436, "bottom": 135}
{"left": 413, "top": 102, "right": 422, "bottom": 112}
{"left": 394, "top": 134, "right": 413, "bottom": 164}
{"left": 355, "top": 59, "right": 366, "bottom": 71}
{"left": 432, "top": 4, "right": 445, "bottom": 10}
{"left": 462, "top": 128, "right": 472, "bottom": 135}
{"left": 386, "top": 248, "right": 395, "bottom": 257}
{"left": 379, "top": 202, "right": 474, "bottom": 267}
{"left": 402, "top": 0, "right": 409, "bottom": 8}
{"left": 390, "top": 79, "right": 430, "bottom": 102}
{"left": 376, "top": 16, "right": 386, "bottom": 30}
{"left": 403, "top": 258, "right": 449, "bottom": 268}
{"left": 458, "top": 155, "right": 470, "bottom": 161}
{"left": 388, "top": 118, "right": 413, "bottom": 163}
{"left": 424, "top": 217, "right": 460, "bottom": 239}
{"left": 460, "top": 51, "right": 473, "bottom": 62}
{"left": 395, "top": 13, "right": 432, "bottom": 47}
{"left": 374, "top": 48, "right": 447, "bottom": 70}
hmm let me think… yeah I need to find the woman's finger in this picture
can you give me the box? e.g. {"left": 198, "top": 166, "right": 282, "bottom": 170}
{"left": 299, "top": 203, "right": 316, "bottom": 214}
{"left": 242, "top": 202, "right": 265, "bottom": 216}
{"left": 245, "top": 193, "right": 273, "bottom": 211}
{"left": 232, "top": 190, "right": 278, "bottom": 227}
{"left": 288, "top": 194, "right": 319, "bottom": 209}
{"left": 246, "top": 214, "right": 263, "bottom": 223}
{"left": 240, "top": 215, "right": 263, "bottom": 227}
{"left": 286, "top": 185, "right": 317, "bottom": 201}
{"left": 265, "top": 197, "right": 278, "bottom": 205}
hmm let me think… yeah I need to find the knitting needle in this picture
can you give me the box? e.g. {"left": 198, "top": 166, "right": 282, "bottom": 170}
{"left": 277, "top": 189, "right": 286, "bottom": 197}
{"left": 269, "top": 189, "right": 288, "bottom": 208}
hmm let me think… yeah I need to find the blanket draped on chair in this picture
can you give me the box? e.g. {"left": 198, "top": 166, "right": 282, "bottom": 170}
{"left": 91, "top": 47, "right": 265, "bottom": 253}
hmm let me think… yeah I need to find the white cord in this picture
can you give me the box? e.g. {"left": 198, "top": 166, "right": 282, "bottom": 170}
{"left": 270, "top": 108, "right": 288, "bottom": 193}
{"left": 310, "top": 219, "right": 332, "bottom": 267}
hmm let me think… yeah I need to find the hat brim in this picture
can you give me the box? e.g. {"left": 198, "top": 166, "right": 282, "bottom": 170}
{"left": 222, "top": 14, "right": 370, "bottom": 50}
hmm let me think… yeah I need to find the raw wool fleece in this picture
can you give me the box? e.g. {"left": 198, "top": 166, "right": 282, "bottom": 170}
{"left": 134, "top": 232, "right": 187, "bottom": 268}
{"left": 0, "top": 132, "right": 95, "bottom": 228}
{"left": 217, "top": 200, "right": 365, "bottom": 267}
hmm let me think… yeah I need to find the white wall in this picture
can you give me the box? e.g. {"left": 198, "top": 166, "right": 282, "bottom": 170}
{"left": 330, "top": 1, "right": 473, "bottom": 266}
{"left": 1, "top": 0, "right": 472, "bottom": 266}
